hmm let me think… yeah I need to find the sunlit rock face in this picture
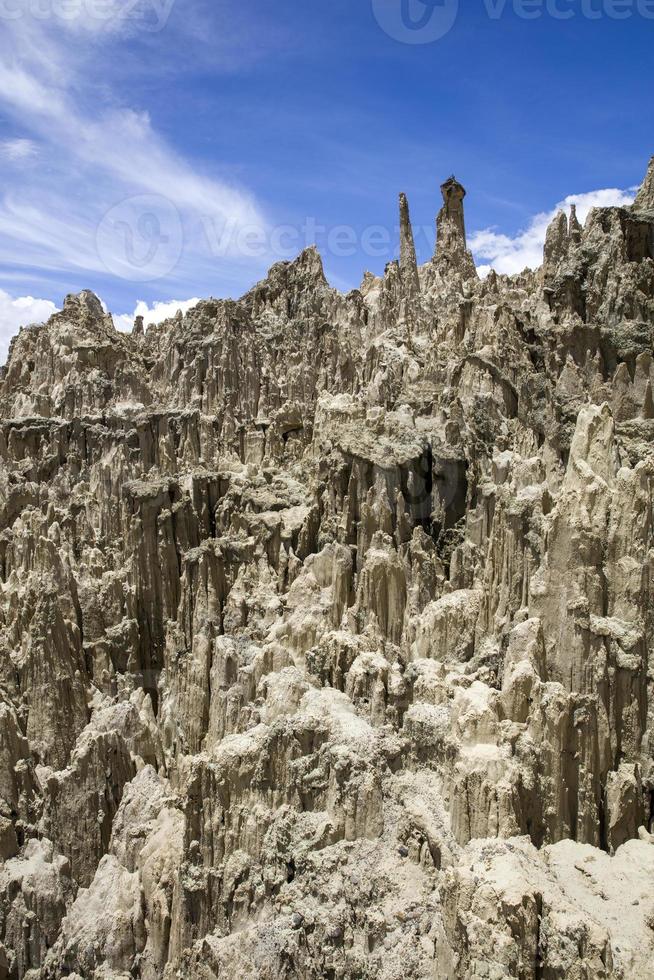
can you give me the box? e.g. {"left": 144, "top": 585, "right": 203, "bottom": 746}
{"left": 1, "top": 158, "right": 654, "bottom": 979}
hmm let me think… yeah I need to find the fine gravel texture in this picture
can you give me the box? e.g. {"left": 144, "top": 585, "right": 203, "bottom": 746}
{"left": 1, "top": 158, "right": 654, "bottom": 978}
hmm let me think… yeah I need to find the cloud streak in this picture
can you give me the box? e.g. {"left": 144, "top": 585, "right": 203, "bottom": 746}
{"left": 0, "top": 10, "right": 268, "bottom": 298}
{"left": 0, "top": 138, "right": 39, "bottom": 161}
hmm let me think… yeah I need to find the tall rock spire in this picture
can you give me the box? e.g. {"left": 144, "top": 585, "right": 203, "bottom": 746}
{"left": 568, "top": 204, "right": 583, "bottom": 243}
{"left": 634, "top": 155, "right": 654, "bottom": 211}
{"left": 399, "top": 192, "right": 420, "bottom": 297}
{"left": 434, "top": 175, "right": 477, "bottom": 278}
{"left": 438, "top": 175, "right": 467, "bottom": 243}
{"left": 543, "top": 210, "right": 569, "bottom": 271}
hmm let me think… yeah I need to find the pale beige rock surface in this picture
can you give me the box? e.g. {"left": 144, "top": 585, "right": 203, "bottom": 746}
{"left": 0, "top": 159, "right": 654, "bottom": 977}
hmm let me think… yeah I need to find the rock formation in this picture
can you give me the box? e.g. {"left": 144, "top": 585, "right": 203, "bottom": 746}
{"left": 434, "top": 175, "right": 477, "bottom": 279}
{"left": 1, "top": 157, "right": 654, "bottom": 978}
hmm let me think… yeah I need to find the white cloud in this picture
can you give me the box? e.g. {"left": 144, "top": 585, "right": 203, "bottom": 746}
{"left": 0, "top": 138, "right": 38, "bottom": 161}
{"left": 0, "top": 289, "right": 58, "bottom": 363}
{"left": 469, "top": 188, "right": 636, "bottom": 276}
{"left": 113, "top": 297, "right": 200, "bottom": 333}
{"left": 0, "top": 11, "right": 268, "bottom": 294}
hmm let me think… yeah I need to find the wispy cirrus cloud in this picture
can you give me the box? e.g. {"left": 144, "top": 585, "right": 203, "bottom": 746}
{"left": 1, "top": 0, "right": 176, "bottom": 39}
{"left": 0, "top": 6, "right": 269, "bottom": 301}
{"left": 0, "top": 138, "right": 39, "bottom": 161}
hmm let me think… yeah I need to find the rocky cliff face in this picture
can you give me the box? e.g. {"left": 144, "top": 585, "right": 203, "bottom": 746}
{"left": 1, "top": 159, "right": 654, "bottom": 979}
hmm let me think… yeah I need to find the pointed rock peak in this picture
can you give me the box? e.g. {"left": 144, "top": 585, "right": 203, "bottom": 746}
{"left": 61, "top": 290, "right": 107, "bottom": 326}
{"left": 568, "top": 204, "right": 583, "bottom": 242}
{"left": 643, "top": 380, "right": 654, "bottom": 420}
{"left": 246, "top": 244, "right": 330, "bottom": 315}
{"left": 399, "top": 192, "right": 415, "bottom": 241}
{"left": 438, "top": 175, "right": 467, "bottom": 243}
{"left": 360, "top": 270, "right": 380, "bottom": 291}
{"left": 548, "top": 209, "right": 568, "bottom": 235}
{"left": 56, "top": 291, "right": 117, "bottom": 336}
{"left": 290, "top": 245, "right": 327, "bottom": 282}
{"left": 434, "top": 173, "right": 476, "bottom": 278}
{"left": 441, "top": 174, "right": 466, "bottom": 197}
{"left": 399, "top": 193, "right": 419, "bottom": 291}
{"left": 543, "top": 210, "right": 570, "bottom": 268}
{"left": 484, "top": 268, "right": 499, "bottom": 291}
{"left": 399, "top": 191, "right": 412, "bottom": 232}
{"left": 258, "top": 245, "right": 327, "bottom": 292}
{"left": 634, "top": 154, "right": 654, "bottom": 210}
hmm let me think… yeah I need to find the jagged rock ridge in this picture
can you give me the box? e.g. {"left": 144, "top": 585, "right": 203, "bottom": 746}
{"left": 1, "top": 158, "right": 654, "bottom": 978}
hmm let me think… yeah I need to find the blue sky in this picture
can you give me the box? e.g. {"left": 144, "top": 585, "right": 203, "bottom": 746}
{"left": 0, "top": 0, "right": 652, "bottom": 349}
